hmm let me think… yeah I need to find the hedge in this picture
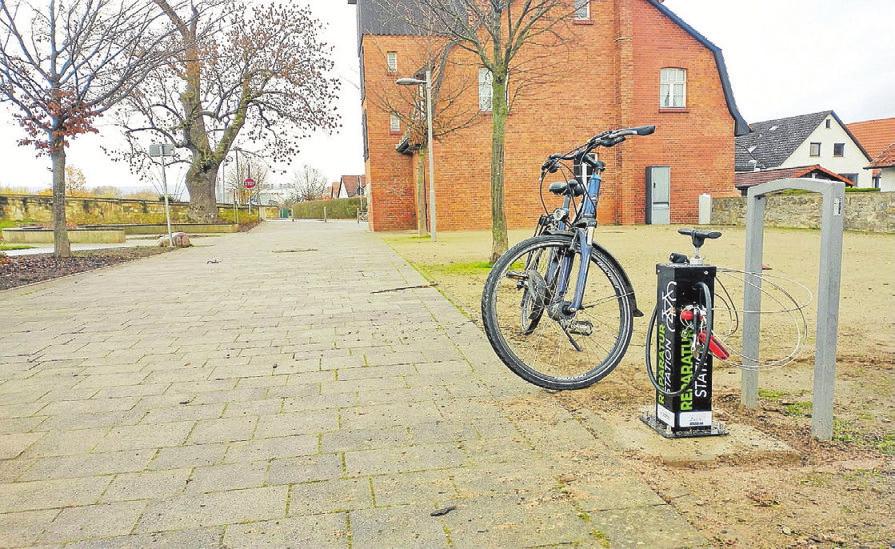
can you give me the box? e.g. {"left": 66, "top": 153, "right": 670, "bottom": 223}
{"left": 292, "top": 197, "right": 365, "bottom": 219}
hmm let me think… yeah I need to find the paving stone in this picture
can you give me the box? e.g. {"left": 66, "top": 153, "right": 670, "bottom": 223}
{"left": 223, "top": 513, "right": 349, "bottom": 548}
{"left": 20, "top": 449, "right": 156, "bottom": 481}
{"left": 21, "top": 428, "right": 108, "bottom": 458}
{"left": 254, "top": 410, "right": 338, "bottom": 439}
{"left": 586, "top": 504, "right": 709, "bottom": 548}
{"left": 222, "top": 398, "right": 283, "bottom": 417}
{"left": 102, "top": 468, "right": 192, "bottom": 502}
{"left": 267, "top": 453, "right": 342, "bottom": 485}
{"left": 141, "top": 403, "right": 225, "bottom": 424}
{"left": 39, "top": 501, "right": 146, "bottom": 544}
{"left": 186, "top": 461, "right": 268, "bottom": 494}
{"left": 136, "top": 486, "right": 288, "bottom": 533}
{"left": 0, "top": 477, "right": 111, "bottom": 513}
{"left": 188, "top": 416, "right": 258, "bottom": 444}
{"left": 94, "top": 421, "right": 194, "bottom": 452}
{"left": 321, "top": 425, "right": 414, "bottom": 453}
{"left": 65, "top": 527, "right": 224, "bottom": 548}
{"left": 438, "top": 496, "right": 592, "bottom": 547}
{"left": 345, "top": 443, "right": 464, "bottom": 477}
{"left": 288, "top": 478, "right": 373, "bottom": 515}
{"left": 0, "top": 509, "right": 59, "bottom": 547}
{"left": 340, "top": 401, "right": 443, "bottom": 430}
{"left": 349, "top": 506, "right": 449, "bottom": 549}
{"left": 224, "top": 435, "right": 318, "bottom": 463}
{"left": 0, "top": 432, "right": 44, "bottom": 459}
{"left": 372, "top": 470, "right": 460, "bottom": 507}
{"left": 149, "top": 442, "right": 227, "bottom": 470}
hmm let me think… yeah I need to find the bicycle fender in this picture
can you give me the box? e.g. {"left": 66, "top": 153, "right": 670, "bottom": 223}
{"left": 549, "top": 230, "right": 643, "bottom": 317}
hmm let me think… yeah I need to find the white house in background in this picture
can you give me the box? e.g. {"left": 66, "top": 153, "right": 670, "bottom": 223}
{"left": 736, "top": 110, "right": 873, "bottom": 187}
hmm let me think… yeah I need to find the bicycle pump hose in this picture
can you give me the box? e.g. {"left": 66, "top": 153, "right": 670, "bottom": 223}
{"left": 644, "top": 281, "right": 713, "bottom": 398}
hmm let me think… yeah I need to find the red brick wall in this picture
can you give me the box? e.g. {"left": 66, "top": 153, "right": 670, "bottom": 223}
{"left": 362, "top": 0, "right": 736, "bottom": 231}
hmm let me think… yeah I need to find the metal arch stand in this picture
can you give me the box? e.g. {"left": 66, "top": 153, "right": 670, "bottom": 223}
{"left": 741, "top": 178, "right": 845, "bottom": 441}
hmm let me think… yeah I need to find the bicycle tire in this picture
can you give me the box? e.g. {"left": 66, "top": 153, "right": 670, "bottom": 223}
{"left": 481, "top": 234, "right": 635, "bottom": 390}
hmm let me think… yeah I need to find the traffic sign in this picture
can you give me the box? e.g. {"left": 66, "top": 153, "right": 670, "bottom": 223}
{"left": 244, "top": 177, "right": 256, "bottom": 189}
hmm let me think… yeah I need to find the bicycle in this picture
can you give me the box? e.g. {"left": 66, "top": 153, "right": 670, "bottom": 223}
{"left": 481, "top": 126, "right": 655, "bottom": 390}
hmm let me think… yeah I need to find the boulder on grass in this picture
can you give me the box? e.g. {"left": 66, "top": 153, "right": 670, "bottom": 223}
{"left": 158, "top": 232, "right": 191, "bottom": 248}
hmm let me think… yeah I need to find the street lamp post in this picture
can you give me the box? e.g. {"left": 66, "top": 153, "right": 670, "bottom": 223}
{"left": 149, "top": 143, "right": 175, "bottom": 247}
{"left": 397, "top": 70, "right": 437, "bottom": 241}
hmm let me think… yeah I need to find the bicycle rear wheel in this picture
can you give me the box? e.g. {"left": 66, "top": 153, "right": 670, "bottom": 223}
{"left": 481, "top": 234, "right": 635, "bottom": 390}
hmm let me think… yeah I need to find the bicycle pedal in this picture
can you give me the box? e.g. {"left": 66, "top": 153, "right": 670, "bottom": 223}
{"left": 568, "top": 320, "right": 593, "bottom": 336}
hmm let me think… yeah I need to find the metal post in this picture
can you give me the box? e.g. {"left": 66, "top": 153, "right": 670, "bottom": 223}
{"left": 812, "top": 187, "right": 844, "bottom": 440}
{"left": 741, "top": 193, "right": 765, "bottom": 408}
{"left": 324, "top": 206, "right": 327, "bottom": 223}
{"left": 740, "top": 178, "right": 844, "bottom": 441}
{"left": 160, "top": 151, "right": 174, "bottom": 248}
{"left": 425, "top": 69, "right": 437, "bottom": 242}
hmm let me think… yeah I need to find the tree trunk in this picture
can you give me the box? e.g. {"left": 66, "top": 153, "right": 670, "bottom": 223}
{"left": 184, "top": 162, "right": 220, "bottom": 222}
{"left": 50, "top": 142, "right": 71, "bottom": 258}
{"left": 489, "top": 73, "right": 509, "bottom": 263}
{"left": 416, "top": 147, "right": 428, "bottom": 236}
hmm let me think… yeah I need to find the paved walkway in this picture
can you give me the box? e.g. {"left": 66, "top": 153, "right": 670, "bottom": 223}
{"left": 0, "top": 221, "right": 705, "bottom": 548}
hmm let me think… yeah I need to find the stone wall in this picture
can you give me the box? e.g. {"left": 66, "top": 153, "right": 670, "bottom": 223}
{"left": 0, "top": 194, "right": 271, "bottom": 226}
{"left": 712, "top": 191, "right": 894, "bottom": 233}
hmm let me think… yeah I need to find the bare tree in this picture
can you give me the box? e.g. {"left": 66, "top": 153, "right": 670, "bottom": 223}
{"left": 117, "top": 0, "right": 340, "bottom": 221}
{"left": 0, "top": 0, "right": 174, "bottom": 257}
{"left": 290, "top": 165, "right": 328, "bottom": 203}
{"left": 374, "top": 0, "right": 572, "bottom": 261}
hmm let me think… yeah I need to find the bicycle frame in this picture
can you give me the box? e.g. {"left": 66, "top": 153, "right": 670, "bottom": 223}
{"left": 542, "top": 166, "right": 603, "bottom": 313}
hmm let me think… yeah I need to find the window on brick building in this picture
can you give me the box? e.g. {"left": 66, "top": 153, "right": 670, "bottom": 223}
{"left": 810, "top": 142, "right": 821, "bottom": 156}
{"left": 659, "top": 68, "right": 687, "bottom": 109}
{"left": 833, "top": 143, "right": 845, "bottom": 157}
{"left": 574, "top": 0, "right": 590, "bottom": 20}
{"left": 386, "top": 52, "right": 398, "bottom": 74}
{"left": 389, "top": 112, "right": 401, "bottom": 133}
{"left": 478, "top": 68, "right": 493, "bottom": 112}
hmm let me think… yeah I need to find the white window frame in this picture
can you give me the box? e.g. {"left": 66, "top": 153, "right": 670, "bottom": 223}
{"left": 389, "top": 112, "right": 401, "bottom": 133}
{"left": 809, "top": 142, "right": 821, "bottom": 157}
{"left": 659, "top": 68, "right": 687, "bottom": 109}
{"left": 574, "top": 0, "right": 590, "bottom": 20}
{"left": 386, "top": 52, "right": 398, "bottom": 73}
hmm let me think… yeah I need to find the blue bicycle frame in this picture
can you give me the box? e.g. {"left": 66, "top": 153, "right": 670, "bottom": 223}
{"left": 545, "top": 166, "right": 603, "bottom": 313}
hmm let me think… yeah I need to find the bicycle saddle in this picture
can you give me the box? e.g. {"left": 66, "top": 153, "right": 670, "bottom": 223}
{"left": 678, "top": 228, "right": 721, "bottom": 249}
{"left": 548, "top": 180, "right": 585, "bottom": 197}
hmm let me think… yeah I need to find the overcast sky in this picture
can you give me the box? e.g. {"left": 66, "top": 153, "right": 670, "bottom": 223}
{"left": 1, "top": 0, "right": 893, "bottom": 192}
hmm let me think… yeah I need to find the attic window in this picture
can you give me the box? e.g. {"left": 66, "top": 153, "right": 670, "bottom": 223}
{"left": 389, "top": 112, "right": 401, "bottom": 134}
{"left": 660, "top": 68, "right": 687, "bottom": 109}
{"left": 574, "top": 0, "right": 590, "bottom": 20}
{"left": 833, "top": 143, "right": 845, "bottom": 157}
{"left": 825, "top": 119, "right": 831, "bottom": 129}
{"left": 386, "top": 52, "right": 398, "bottom": 74}
{"left": 810, "top": 142, "right": 821, "bottom": 157}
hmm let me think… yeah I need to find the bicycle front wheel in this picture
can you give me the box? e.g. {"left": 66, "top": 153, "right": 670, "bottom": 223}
{"left": 481, "top": 234, "right": 635, "bottom": 390}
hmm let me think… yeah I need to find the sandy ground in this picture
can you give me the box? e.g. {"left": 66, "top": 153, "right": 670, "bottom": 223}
{"left": 383, "top": 225, "right": 894, "bottom": 548}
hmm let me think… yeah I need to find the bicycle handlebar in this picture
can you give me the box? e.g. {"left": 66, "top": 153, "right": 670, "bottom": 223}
{"left": 541, "top": 125, "right": 655, "bottom": 172}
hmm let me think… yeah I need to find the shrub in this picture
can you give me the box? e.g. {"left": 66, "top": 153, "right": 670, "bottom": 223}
{"left": 291, "top": 197, "right": 365, "bottom": 219}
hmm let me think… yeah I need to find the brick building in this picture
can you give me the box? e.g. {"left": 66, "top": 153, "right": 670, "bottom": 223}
{"left": 349, "top": 0, "right": 748, "bottom": 231}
